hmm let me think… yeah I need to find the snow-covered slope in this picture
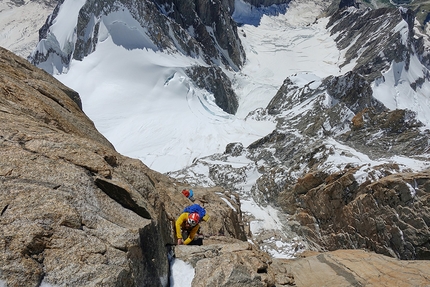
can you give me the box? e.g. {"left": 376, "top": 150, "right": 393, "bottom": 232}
{"left": 0, "top": 0, "right": 55, "bottom": 59}
{"left": 54, "top": 0, "right": 341, "bottom": 175}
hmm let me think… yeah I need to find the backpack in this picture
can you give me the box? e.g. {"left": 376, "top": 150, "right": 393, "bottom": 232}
{"left": 183, "top": 204, "right": 208, "bottom": 222}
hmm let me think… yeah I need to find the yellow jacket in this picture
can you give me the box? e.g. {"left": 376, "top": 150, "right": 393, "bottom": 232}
{"left": 175, "top": 212, "right": 200, "bottom": 245}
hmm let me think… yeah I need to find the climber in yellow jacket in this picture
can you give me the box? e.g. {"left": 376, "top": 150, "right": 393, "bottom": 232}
{"left": 175, "top": 212, "right": 201, "bottom": 245}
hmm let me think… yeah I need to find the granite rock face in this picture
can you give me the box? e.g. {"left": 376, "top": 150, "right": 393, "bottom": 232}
{"left": 1, "top": 45, "right": 164, "bottom": 286}
{"left": 175, "top": 239, "right": 276, "bottom": 287}
{"left": 281, "top": 249, "right": 430, "bottom": 287}
{"left": 174, "top": 238, "right": 430, "bottom": 287}
{"left": 288, "top": 169, "right": 430, "bottom": 260}
{"left": 0, "top": 46, "right": 247, "bottom": 286}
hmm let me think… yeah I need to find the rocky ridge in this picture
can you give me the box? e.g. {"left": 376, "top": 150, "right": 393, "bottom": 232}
{"left": 0, "top": 46, "right": 249, "bottom": 286}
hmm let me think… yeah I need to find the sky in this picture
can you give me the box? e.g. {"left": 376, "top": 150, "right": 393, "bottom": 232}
{"left": 1, "top": 0, "right": 430, "bottom": 286}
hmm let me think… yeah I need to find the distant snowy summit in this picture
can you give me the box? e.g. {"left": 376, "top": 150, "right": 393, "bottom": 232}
{"left": 0, "top": 0, "right": 56, "bottom": 58}
{"left": 29, "top": 0, "right": 246, "bottom": 73}
{"left": 29, "top": 0, "right": 255, "bottom": 114}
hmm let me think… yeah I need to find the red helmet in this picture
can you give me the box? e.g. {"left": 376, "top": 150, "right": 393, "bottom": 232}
{"left": 187, "top": 212, "right": 200, "bottom": 226}
{"left": 182, "top": 189, "right": 190, "bottom": 198}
